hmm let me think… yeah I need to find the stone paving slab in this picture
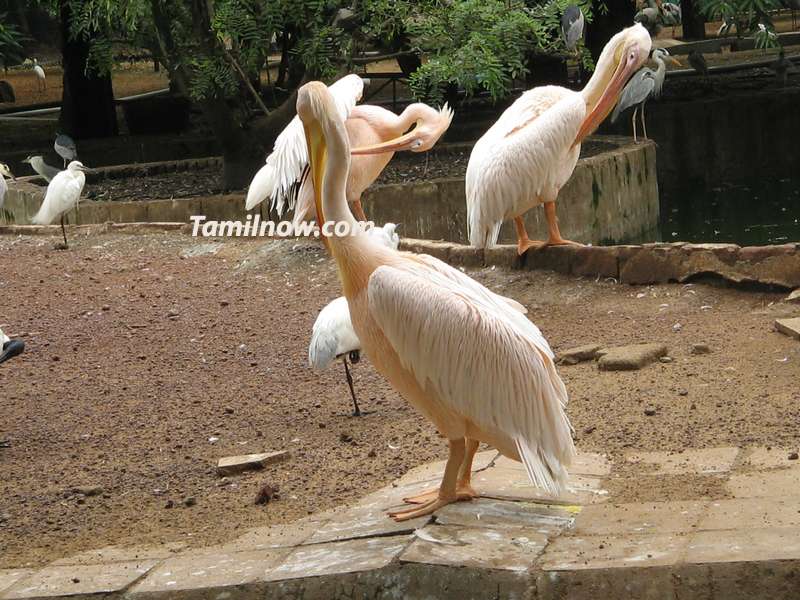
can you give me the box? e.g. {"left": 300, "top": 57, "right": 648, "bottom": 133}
{"left": 49, "top": 545, "right": 185, "bottom": 567}
{"left": 741, "top": 446, "right": 800, "bottom": 470}
{"left": 0, "top": 573, "right": 33, "bottom": 598}
{"left": 571, "top": 501, "right": 707, "bottom": 536}
{"left": 685, "top": 526, "right": 800, "bottom": 564}
{"left": 774, "top": 317, "right": 800, "bottom": 340}
{"left": 699, "top": 496, "right": 800, "bottom": 530}
{"left": 541, "top": 531, "right": 690, "bottom": 570}
{"left": 434, "top": 498, "right": 575, "bottom": 535}
{"left": 725, "top": 468, "right": 800, "bottom": 498}
{"left": 625, "top": 447, "right": 739, "bottom": 475}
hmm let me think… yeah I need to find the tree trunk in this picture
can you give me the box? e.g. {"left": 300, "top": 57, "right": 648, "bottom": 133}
{"left": 586, "top": 0, "right": 636, "bottom": 62}
{"left": 681, "top": 0, "right": 706, "bottom": 39}
{"left": 58, "top": 0, "right": 118, "bottom": 139}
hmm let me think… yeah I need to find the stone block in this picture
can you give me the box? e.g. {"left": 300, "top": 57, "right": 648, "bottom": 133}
{"left": 216, "top": 451, "right": 289, "bottom": 476}
{"left": 556, "top": 344, "right": 602, "bottom": 365}
{"left": 434, "top": 498, "right": 575, "bottom": 534}
{"left": 697, "top": 496, "right": 800, "bottom": 531}
{"left": 570, "top": 246, "right": 619, "bottom": 278}
{"left": 725, "top": 469, "right": 800, "bottom": 498}
{"left": 305, "top": 504, "right": 429, "bottom": 545}
{"left": 597, "top": 343, "right": 667, "bottom": 371}
{"left": 775, "top": 317, "right": 800, "bottom": 340}
{"left": 686, "top": 527, "right": 800, "bottom": 564}
{"left": 740, "top": 447, "right": 800, "bottom": 470}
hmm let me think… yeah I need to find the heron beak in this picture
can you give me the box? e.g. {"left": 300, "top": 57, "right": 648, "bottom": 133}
{"left": 573, "top": 48, "right": 642, "bottom": 146}
{"left": 0, "top": 339, "right": 25, "bottom": 365}
{"left": 302, "top": 118, "right": 330, "bottom": 251}
{"left": 668, "top": 56, "right": 682, "bottom": 67}
{"left": 351, "top": 126, "right": 420, "bottom": 155}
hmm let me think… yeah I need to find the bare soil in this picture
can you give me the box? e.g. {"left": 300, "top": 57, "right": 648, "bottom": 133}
{"left": 1, "top": 232, "right": 798, "bottom": 568}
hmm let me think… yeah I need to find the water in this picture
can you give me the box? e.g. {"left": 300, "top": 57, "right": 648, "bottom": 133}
{"left": 659, "top": 177, "right": 800, "bottom": 246}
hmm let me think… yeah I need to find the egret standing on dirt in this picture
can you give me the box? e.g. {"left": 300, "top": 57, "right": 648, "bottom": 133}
{"left": 31, "top": 161, "right": 88, "bottom": 249}
{"left": 464, "top": 24, "right": 652, "bottom": 254}
{"left": 54, "top": 134, "right": 78, "bottom": 168}
{"left": 561, "top": 5, "right": 585, "bottom": 53}
{"left": 0, "top": 328, "right": 25, "bottom": 365}
{"left": 22, "top": 155, "right": 60, "bottom": 183}
{"left": 612, "top": 48, "right": 681, "bottom": 143}
{"left": 245, "top": 74, "right": 453, "bottom": 225}
{"left": 299, "top": 80, "right": 576, "bottom": 521}
{"left": 308, "top": 223, "right": 400, "bottom": 417}
{"left": 32, "top": 59, "right": 46, "bottom": 92}
{"left": 0, "top": 163, "right": 14, "bottom": 211}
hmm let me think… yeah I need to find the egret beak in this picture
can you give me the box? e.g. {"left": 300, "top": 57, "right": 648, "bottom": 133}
{"left": 351, "top": 126, "right": 420, "bottom": 155}
{"left": 573, "top": 48, "right": 644, "bottom": 146}
{"left": 0, "top": 339, "right": 25, "bottom": 365}
{"left": 302, "top": 119, "right": 330, "bottom": 252}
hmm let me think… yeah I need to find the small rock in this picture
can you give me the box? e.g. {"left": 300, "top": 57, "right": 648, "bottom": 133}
{"left": 691, "top": 343, "right": 711, "bottom": 355}
{"left": 217, "top": 451, "right": 290, "bottom": 476}
{"left": 789, "top": 452, "right": 799, "bottom": 460}
{"left": 556, "top": 344, "right": 602, "bottom": 366}
{"left": 183, "top": 496, "right": 196, "bottom": 507}
{"left": 70, "top": 485, "right": 104, "bottom": 497}
{"left": 223, "top": 407, "right": 234, "bottom": 414}
{"left": 164, "top": 500, "right": 174, "bottom": 509}
{"left": 644, "top": 406, "right": 657, "bottom": 416}
{"left": 220, "top": 300, "right": 230, "bottom": 307}
{"left": 659, "top": 356, "right": 673, "bottom": 363}
{"left": 785, "top": 289, "right": 800, "bottom": 304}
{"left": 368, "top": 449, "right": 377, "bottom": 457}
{"left": 598, "top": 343, "right": 668, "bottom": 371}
{"left": 339, "top": 432, "right": 353, "bottom": 443}
{"left": 71, "top": 578, "right": 80, "bottom": 584}
{"left": 775, "top": 317, "right": 800, "bottom": 340}
{"left": 672, "top": 323, "right": 682, "bottom": 332}
{"left": 678, "top": 389, "right": 689, "bottom": 396}
{"left": 255, "top": 483, "right": 279, "bottom": 505}
{"left": 101, "top": 305, "right": 111, "bottom": 311}
{"left": 583, "top": 426, "right": 596, "bottom": 434}
{"left": 167, "top": 309, "right": 179, "bottom": 318}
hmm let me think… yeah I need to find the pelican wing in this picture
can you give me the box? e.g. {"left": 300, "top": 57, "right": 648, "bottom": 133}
{"left": 611, "top": 69, "right": 655, "bottom": 122}
{"left": 251, "top": 74, "right": 364, "bottom": 215}
{"left": 368, "top": 264, "right": 574, "bottom": 493}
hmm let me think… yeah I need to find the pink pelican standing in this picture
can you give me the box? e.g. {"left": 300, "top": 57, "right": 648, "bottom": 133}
{"left": 298, "top": 80, "right": 575, "bottom": 521}
{"left": 466, "top": 24, "right": 652, "bottom": 254}
{"left": 244, "top": 74, "right": 453, "bottom": 225}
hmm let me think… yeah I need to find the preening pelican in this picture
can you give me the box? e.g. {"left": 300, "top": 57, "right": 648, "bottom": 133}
{"left": 309, "top": 223, "right": 400, "bottom": 416}
{"left": 299, "top": 81, "right": 574, "bottom": 521}
{"left": 0, "top": 163, "right": 14, "bottom": 210}
{"left": 31, "top": 161, "right": 88, "bottom": 248}
{"left": 612, "top": 48, "right": 680, "bottom": 143}
{"left": 22, "top": 155, "right": 61, "bottom": 183}
{"left": 465, "top": 24, "right": 651, "bottom": 254}
{"left": 245, "top": 74, "right": 452, "bottom": 223}
{"left": 0, "top": 327, "right": 25, "bottom": 365}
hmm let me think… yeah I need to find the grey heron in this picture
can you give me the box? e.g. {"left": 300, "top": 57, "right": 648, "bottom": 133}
{"left": 688, "top": 50, "right": 709, "bottom": 78}
{"left": 32, "top": 59, "right": 46, "bottom": 92}
{"left": 31, "top": 161, "right": 88, "bottom": 249}
{"left": 0, "top": 163, "right": 14, "bottom": 212}
{"left": 54, "top": 133, "right": 78, "bottom": 168}
{"left": 612, "top": 48, "right": 680, "bottom": 143}
{"left": 22, "top": 155, "right": 61, "bottom": 183}
{"left": 308, "top": 223, "right": 400, "bottom": 417}
{"left": 561, "top": 5, "right": 585, "bottom": 53}
{"left": 0, "top": 327, "right": 25, "bottom": 365}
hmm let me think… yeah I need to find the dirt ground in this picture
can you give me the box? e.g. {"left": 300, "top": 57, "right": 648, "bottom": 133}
{"left": 0, "top": 232, "right": 798, "bottom": 568}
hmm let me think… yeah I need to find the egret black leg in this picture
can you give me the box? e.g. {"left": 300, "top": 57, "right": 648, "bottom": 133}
{"left": 61, "top": 214, "right": 68, "bottom": 248}
{"left": 343, "top": 357, "right": 361, "bottom": 417}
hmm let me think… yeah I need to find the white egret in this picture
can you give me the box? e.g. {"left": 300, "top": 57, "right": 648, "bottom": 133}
{"left": 465, "top": 24, "right": 652, "bottom": 254}
{"left": 308, "top": 223, "right": 400, "bottom": 416}
{"left": 22, "top": 155, "right": 60, "bottom": 183}
{"left": 31, "top": 161, "right": 88, "bottom": 248}
{"left": 32, "top": 59, "right": 46, "bottom": 92}
{"left": 300, "top": 81, "right": 575, "bottom": 521}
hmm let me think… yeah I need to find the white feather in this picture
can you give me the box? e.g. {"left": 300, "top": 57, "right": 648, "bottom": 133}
{"left": 0, "top": 328, "right": 8, "bottom": 346}
{"left": 248, "top": 74, "right": 364, "bottom": 215}
{"left": 0, "top": 174, "right": 7, "bottom": 210}
{"left": 31, "top": 162, "right": 86, "bottom": 225}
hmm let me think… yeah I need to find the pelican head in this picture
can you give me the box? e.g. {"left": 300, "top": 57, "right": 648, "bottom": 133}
{"left": 351, "top": 103, "right": 454, "bottom": 155}
{"left": 297, "top": 81, "right": 350, "bottom": 238}
{"left": 575, "top": 23, "right": 652, "bottom": 145}
{"left": 0, "top": 163, "right": 14, "bottom": 180}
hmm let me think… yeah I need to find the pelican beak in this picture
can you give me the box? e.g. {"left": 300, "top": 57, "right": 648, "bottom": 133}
{"left": 0, "top": 339, "right": 25, "bottom": 365}
{"left": 303, "top": 119, "right": 330, "bottom": 251}
{"left": 351, "top": 126, "right": 420, "bottom": 155}
{"left": 573, "top": 47, "right": 644, "bottom": 146}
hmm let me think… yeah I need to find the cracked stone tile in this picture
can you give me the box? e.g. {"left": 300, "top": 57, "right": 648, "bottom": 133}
{"left": 434, "top": 498, "right": 575, "bottom": 536}
{"left": 541, "top": 532, "right": 690, "bottom": 571}
{"left": 571, "top": 501, "right": 707, "bottom": 536}
{"left": 726, "top": 469, "right": 800, "bottom": 498}
{"left": 686, "top": 527, "right": 800, "bottom": 563}
{"left": 625, "top": 447, "right": 739, "bottom": 475}
{"left": 697, "top": 496, "right": 800, "bottom": 530}
{"left": 2, "top": 560, "right": 158, "bottom": 599}
{"left": 193, "top": 518, "right": 325, "bottom": 555}
{"left": 127, "top": 548, "right": 288, "bottom": 594}
{"left": 50, "top": 543, "right": 185, "bottom": 566}
{"left": 265, "top": 536, "right": 410, "bottom": 581}
{"left": 306, "top": 504, "right": 429, "bottom": 545}
{"left": 0, "top": 572, "right": 34, "bottom": 597}
{"left": 400, "top": 524, "right": 548, "bottom": 571}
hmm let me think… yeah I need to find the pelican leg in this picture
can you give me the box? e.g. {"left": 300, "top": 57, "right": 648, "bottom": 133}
{"left": 390, "top": 438, "right": 465, "bottom": 521}
{"left": 514, "top": 216, "right": 546, "bottom": 256}
{"left": 351, "top": 198, "right": 367, "bottom": 222}
{"left": 403, "top": 437, "right": 481, "bottom": 504}
{"left": 342, "top": 357, "right": 362, "bottom": 417}
{"left": 544, "top": 202, "right": 582, "bottom": 246}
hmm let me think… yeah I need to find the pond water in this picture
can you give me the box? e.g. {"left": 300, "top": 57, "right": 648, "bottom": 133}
{"left": 657, "top": 177, "right": 800, "bottom": 246}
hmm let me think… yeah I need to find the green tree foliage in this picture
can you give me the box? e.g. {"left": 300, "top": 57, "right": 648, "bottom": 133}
{"left": 698, "top": 0, "right": 781, "bottom": 47}
{"left": 0, "top": 14, "right": 25, "bottom": 68}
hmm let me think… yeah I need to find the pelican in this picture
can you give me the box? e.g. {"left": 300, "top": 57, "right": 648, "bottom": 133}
{"left": 466, "top": 24, "right": 652, "bottom": 254}
{"left": 561, "top": 5, "right": 585, "bottom": 53}
{"left": 22, "top": 155, "right": 61, "bottom": 183}
{"left": 0, "top": 163, "right": 14, "bottom": 211}
{"left": 245, "top": 74, "right": 452, "bottom": 224}
{"left": 31, "top": 161, "right": 88, "bottom": 249}
{"left": 309, "top": 223, "right": 400, "bottom": 417}
{"left": 300, "top": 81, "right": 575, "bottom": 521}
{"left": 0, "top": 328, "right": 25, "bottom": 365}
{"left": 32, "top": 59, "right": 46, "bottom": 92}
{"left": 611, "top": 48, "right": 681, "bottom": 143}
{"left": 54, "top": 133, "right": 78, "bottom": 168}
